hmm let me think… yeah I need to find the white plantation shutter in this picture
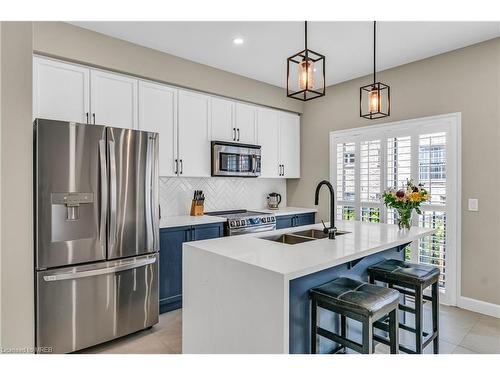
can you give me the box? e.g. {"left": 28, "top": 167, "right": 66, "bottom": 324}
{"left": 335, "top": 142, "right": 357, "bottom": 221}
{"left": 331, "top": 114, "right": 459, "bottom": 303}
{"left": 417, "top": 132, "right": 448, "bottom": 288}
{"left": 360, "top": 140, "right": 381, "bottom": 222}
{"left": 386, "top": 136, "right": 411, "bottom": 224}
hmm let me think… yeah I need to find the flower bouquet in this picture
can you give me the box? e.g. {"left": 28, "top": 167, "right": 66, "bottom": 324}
{"left": 382, "top": 180, "right": 429, "bottom": 230}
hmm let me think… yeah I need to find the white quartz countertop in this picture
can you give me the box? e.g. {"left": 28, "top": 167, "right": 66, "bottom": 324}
{"left": 183, "top": 220, "right": 435, "bottom": 280}
{"left": 160, "top": 206, "right": 317, "bottom": 228}
{"left": 160, "top": 215, "right": 226, "bottom": 228}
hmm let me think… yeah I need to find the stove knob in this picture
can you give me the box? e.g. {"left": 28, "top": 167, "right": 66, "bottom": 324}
{"left": 229, "top": 220, "right": 235, "bottom": 227}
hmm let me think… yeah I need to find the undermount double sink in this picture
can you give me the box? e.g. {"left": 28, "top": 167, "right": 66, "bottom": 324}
{"left": 262, "top": 229, "right": 350, "bottom": 245}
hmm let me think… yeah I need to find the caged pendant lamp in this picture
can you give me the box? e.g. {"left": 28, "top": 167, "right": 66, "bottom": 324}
{"left": 360, "top": 21, "right": 390, "bottom": 119}
{"left": 287, "top": 21, "right": 325, "bottom": 101}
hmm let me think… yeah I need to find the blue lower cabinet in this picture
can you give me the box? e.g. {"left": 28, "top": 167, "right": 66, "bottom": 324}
{"left": 159, "top": 222, "right": 224, "bottom": 313}
{"left": 192, "top": 222, "right": 224, "bottom": 241}
{"left": 276, "top": 212, "right": 316, "bottom": 230}
{"left": 294, "top": 212, "right": 315, "bottom": 227}
{"left": 276, "top": 215, "right": 294, "bottom": 229}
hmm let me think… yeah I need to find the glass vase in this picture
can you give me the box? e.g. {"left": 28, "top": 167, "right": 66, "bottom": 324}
{"left": 397, "top": 208, "right": 412, "bottom": 230}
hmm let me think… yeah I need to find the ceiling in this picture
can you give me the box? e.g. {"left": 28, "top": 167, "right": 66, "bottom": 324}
{"left": 70, "top": 21, "right": 500, "bottom": 88}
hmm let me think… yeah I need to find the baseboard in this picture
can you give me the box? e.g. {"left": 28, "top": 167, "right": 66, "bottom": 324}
{"left": 457, "top": 296, "right": 500, "bottom": 318}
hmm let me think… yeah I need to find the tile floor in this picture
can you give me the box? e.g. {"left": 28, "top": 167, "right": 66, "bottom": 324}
{"left": 81, "top": 304, "right": 500, "bottom": 354}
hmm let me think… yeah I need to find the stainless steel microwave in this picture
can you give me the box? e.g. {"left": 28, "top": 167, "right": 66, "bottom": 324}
{"left": 211, "top": 141, "right": 261, "bottom": 177}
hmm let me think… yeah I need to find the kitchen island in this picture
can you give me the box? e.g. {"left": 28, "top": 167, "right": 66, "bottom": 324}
{"left": 182, "top": 220, "right": 434, "bottom": 354}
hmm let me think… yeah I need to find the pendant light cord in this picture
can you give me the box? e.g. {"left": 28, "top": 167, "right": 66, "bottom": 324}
{"left": 373, "top": 21, "right": 376, "bottom": 84}
{"left": 304, "top": 21, "right": 308, "bottom": 52}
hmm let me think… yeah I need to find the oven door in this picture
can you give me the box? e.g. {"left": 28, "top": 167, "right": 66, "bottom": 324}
{"left": 211, "top": 142, "right": 261, "bottom": 177}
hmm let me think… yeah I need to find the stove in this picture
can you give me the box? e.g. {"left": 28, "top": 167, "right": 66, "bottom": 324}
{"left": 206, "top": 209, "right": 276, "bottom": 236}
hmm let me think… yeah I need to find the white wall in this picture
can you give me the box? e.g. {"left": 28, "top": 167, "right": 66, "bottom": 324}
{"left": 0, "top": 22, "right": 34, "bottom": 350}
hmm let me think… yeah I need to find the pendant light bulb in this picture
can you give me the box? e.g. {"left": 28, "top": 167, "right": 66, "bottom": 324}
{"left": 298, "top": 60, "right": 315, "bottom": 90}
{"left": 368, "top": 87, "right": 380, "bottom": 113}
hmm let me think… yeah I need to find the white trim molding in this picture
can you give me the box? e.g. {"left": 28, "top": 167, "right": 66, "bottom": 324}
{"left": 457, "top": 296, "right": 500, "bottom": 318}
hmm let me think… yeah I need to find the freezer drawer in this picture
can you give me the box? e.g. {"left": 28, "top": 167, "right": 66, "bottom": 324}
{"left": 36, "top": 254, "right": 158, "bottom": 354}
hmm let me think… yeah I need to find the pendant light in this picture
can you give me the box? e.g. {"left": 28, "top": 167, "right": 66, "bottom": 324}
{"left": 287, "top": 21, "right": 325, "bottom": 101}
{"left": 360, "top": 21, "right": 390, "bottom": 119}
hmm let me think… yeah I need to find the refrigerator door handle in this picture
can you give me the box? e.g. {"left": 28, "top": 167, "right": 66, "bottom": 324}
{"left": 151, "top": 136, "right": 160, "bottom": 251}
{"left": 146, "top": 133, "right": 159, "bottom": 252}
{"left": 109, "top": 139, "right": 117, "bottom": 251}
{"left": 42, "top": 257, "right": 157, "bottom": 282}
{"left": 99, "top": 139, "right": 108, "bottom": 251}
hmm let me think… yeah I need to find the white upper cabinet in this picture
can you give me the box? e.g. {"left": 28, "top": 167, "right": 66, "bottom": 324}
{"left": 33, "top": 56, "right": 301, "bottom": 179}
{"left": 90, "top": 70, "right": 138, "bottom": 129}
{"left": 177, "top": 90, "right": 211, "bottom": 177}
{"left": 138, "top": 81, "right": 178, "bottom": 177}
{"left": 210, "top": 97, "right": 235, "bottom": 142}
{"left": 33, "top": 56, "right": 90, "bottom": 123}
{"left": 234, "top": 103, "right": 257, "bottom": 144}
{"left": 279, "top": 112, "right": 301, "bottom": 178}
{"left": 257, "top": 108, "right": 280, "bottom": 178}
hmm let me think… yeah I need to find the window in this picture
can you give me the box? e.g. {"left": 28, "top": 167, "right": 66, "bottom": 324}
{"left": 419, "top": 133, "right": 446, "bottom": 205}
{"left": 330, "top": 114, "right": 460, "bottom": 305}
{"left": 336, "top": 142, "right": 356, "bottom": 204}
{"left": 337, "top": 205, "right": 355, "bottom": 220}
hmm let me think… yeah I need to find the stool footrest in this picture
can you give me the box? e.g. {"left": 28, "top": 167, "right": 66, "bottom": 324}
{"left": 373, "top": 335, "right": 420, "bottom": 354}
{"left": 317, "top": 327, "right": 363, "bottom": 354}
{"left": 398, "top": 304, "right": 416, "bottom": 314}
{"left": 373, "top": 320, "right": 430, "bottom": 337}
{"left": 424, "top": 331, "right": 438, "bottom": 348}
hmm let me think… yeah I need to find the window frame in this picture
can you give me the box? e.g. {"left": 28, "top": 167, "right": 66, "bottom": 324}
{"left": 329, "top": 113, "right": 461, "bottom": 306}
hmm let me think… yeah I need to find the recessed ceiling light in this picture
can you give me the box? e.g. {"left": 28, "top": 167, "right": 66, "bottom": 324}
{"left": 233, "top": 37, "right": 244, "bottom": 45}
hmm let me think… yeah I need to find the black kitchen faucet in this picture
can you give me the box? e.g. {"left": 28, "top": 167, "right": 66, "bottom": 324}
{"left": 314, "top": 180, "right": 337, "bottom": 239}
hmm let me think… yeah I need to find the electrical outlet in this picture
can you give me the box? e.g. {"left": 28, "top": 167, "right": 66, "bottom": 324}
{"left": 468, "top": 198, "right": 479, "bottom": 212}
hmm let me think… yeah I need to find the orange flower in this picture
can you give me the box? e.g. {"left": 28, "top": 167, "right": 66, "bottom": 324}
{"left": 409, "top": 192, "right": 421, "bottom": 202}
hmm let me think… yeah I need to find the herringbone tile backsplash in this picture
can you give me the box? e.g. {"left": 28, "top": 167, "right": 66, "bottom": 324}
{"left": 159, "top": 177, "right": 286, "bottom": 216}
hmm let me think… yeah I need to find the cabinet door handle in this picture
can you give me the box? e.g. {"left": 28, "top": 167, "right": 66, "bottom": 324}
{"left": 174, "top": 159, "right": 178, "bottom": 174}
{"left": 180, "top": 159, "right": 183, "bottom": 175}
{"left": 237, "top": 128, "right": 240, "bottom": 141}
{"left": 282, "top": 164, "right": 285, "bottom": 176}
{"left": 92, "top": 113, "right": 96, "bottom": 124}
{"left": 233, "top": 128, "right": 236, "bottom": 141}
{"left": 86, "top": 112, "right": 89, "bottom": 124}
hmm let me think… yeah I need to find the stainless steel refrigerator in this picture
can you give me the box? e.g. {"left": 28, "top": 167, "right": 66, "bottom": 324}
{"left": 34, "top": 118, "right": 159, "bottom": 353}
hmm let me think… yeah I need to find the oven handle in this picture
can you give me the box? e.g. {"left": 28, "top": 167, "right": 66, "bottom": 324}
{"left": 229, "top": 223, "right": 276, "bottom": 235}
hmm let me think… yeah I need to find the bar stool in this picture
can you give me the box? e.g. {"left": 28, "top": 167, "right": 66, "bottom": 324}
{"left": 310, "top": 277, "right": 400, "bottom": 354}
{"left": 367, "top": 259, "right": 440, "bottom": 354}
